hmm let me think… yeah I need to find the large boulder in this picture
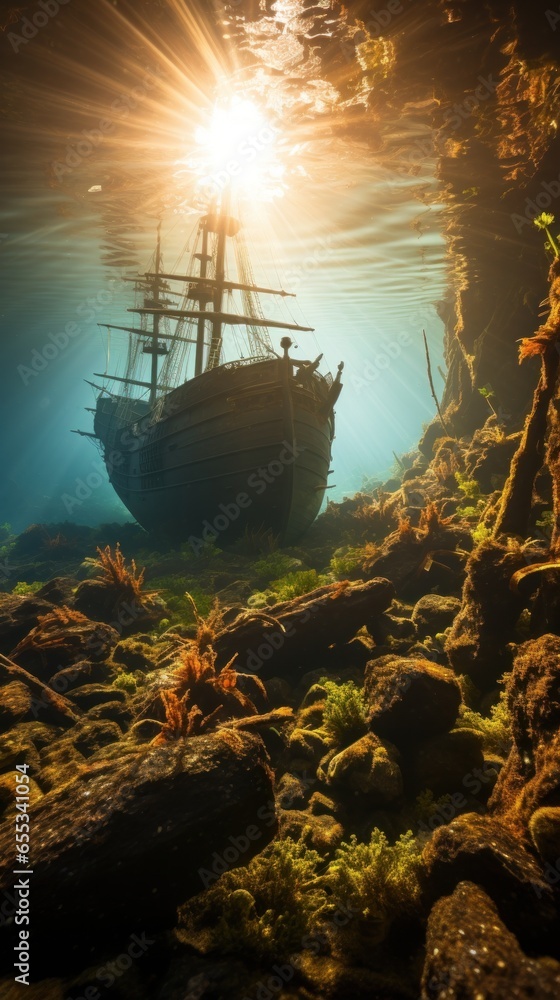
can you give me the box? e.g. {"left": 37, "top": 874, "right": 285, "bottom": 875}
{"left": 411, "top": 594, "right": 461, "bottom": 636}
{"left": 489, "top": 636, "right": 560, "bottom": 839}
{"left": 365, "top": 656, "right": 461, "bottom": 745}
{"left": 423, "top": 813, "right": 557, "bottom": 949}
{"left": 36, "top": 576, "right": 80, "bottom": 607}
{"left": 421, "top": 881, "right": 560, "bottom": 999}
{"left": 0, "top": 593, "right": 55, "bottom": 653}
{"left": 0, "top": 681, "right": 32, "bottom": 734}
{"left": 73, "top": 578, "right": 165, "bottom": 634}
{"left": 0, "top": 731, "right": 275, "bottom": 978}
{"left": 504, "top": 634, "right": 560, "bottom": 759}
{"left": 9, "top": 610, "right": 120, "bottom": 679}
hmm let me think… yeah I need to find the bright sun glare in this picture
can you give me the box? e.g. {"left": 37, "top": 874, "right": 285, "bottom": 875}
{"left": 175, "top": 95, "right": 287, "bottom": 208}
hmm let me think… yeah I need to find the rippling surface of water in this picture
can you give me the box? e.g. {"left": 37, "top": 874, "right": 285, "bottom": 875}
{"left": 0, "top": 0, "right": 447, "bottom": 530}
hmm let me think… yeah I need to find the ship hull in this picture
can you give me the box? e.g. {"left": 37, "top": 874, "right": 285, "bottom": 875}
{"left": 94, "top": 357, "right": 336, "bottom": 547}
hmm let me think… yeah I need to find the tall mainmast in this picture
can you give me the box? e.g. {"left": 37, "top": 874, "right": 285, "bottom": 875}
{"left": 128, "top": 197, "right": 314, "bottom": 384}
{"left": 142, "top": 221, "right": 167, "bottom": 406}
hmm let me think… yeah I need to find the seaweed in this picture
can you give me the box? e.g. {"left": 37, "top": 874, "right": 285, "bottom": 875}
{"left": 324, "top": 829, "right": 423, "bottom": 943}
{"left": 455, "top": 689, "right": 512, "bottom": 757}
{"left": 178, "top": 837, "right": 327, "bottom": 960}
{"left": 320, "top": 679, "right": 369, "bottom": 747}
{"left": 84, "top": 542, "right": 154, "bottom": 601}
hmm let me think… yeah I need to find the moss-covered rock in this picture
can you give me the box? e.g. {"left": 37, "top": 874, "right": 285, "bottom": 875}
{"left": 365, "top": 656, "right": 461, "bottom": 745}
{"left": 0, "top": 731, "right": 41, "bottom": 776}
{"left": 0, "top": 593, "right": 55, "bottom": 653}
{"left": 421, "top": 881, "right": 560, "bottom": 999}
{"left": 67, "top": 684, "right": 128, "bottom": 711}
{"left": 0, "top": 772, "right": 44, "bottom": 818}
{"left": 70, "top": 719, "right": 123, "bottom": 758}
{"left": 0, "top": 681, "right": 32, "bottom": 733}
{"left": 111, "top": 637, "right": 159, "bottom": 672}
{"left": 85, "top": 700, "right": 134, "bottom": 730}
{"left": 411, "top": 594, "right": 461, "bottom": 636}
{"left": 288, "top": 727, "right": 330, "bottom": 766}
{"left": 275, "top": 771, "right": 314, "bottom": 810}
{"left": 423, "top": 813, "right": 557, "bottom": 949}
{"left": 125, "top": 718, "right": 163, "bottom": 744}
{"left": 278, "top": 809, "right": 345, "bottom": 853}
{"left": 38, "top": 740, "right": 87, "bottom": 792}
{"left": 529, "top": 807, "right": 560, "bottom": 867}
{"left": 326, "top": 733, "right": 403, "bottom": 802}
{"left": 47, "top": 659, "right": 117, "bottom": 693}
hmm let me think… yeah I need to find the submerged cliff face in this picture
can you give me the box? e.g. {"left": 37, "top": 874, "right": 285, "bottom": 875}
{"left": 343, "top": 0, "right": 560, "bottom": 437}
{"left": 234, "top": 0, "right": 559, "bottom": 438}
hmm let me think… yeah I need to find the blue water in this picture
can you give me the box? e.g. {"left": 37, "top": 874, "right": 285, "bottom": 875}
{"left": 0, "top": 0, "right": 447, "bottom": 533}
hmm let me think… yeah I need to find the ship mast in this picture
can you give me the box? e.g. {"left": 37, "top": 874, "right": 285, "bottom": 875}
{"left": 129, "top": 196, "right": 314, "bottom": 379}
{"left": 207, "top": 188, "right": 230, "bottom": 370}
{"left": 143, "top": 222, "right": 164, "bottom": 406}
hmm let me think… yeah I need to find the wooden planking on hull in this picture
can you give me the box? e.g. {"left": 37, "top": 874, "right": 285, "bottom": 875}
{"left": 95, "top": 356, "right": 336, "bottom": 544}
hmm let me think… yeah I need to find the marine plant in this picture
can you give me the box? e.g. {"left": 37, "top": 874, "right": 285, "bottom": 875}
{"left": 471, "top": 521, "right": 493, "bottom": 545}
{"left": 249, "top": 568, "right": 330, "bottom": 606}
{"left": 329, "top": 542, "right": 380, "bottom": 579}
{"left": 152, "top": 689, "right": 222, "bottom": 743}
{"left": 320, "top": 679, "right": 369, "bottom": 747}
{"left": 178, "top": 836, "right": 327, "bottom": 960}
{"left": 112, "top": 671, "right": 137, "bottom": 694}
{"left": 418, "top": 502, "right": 453, "bottom": 535}
{"left": 270, "top": 568, "right": 330, "bottom": 601}
{"left": 151, "top": 594, "right": 266, "bottom": 742}
{"left": 252, "top": 551, "right": 300, "bottom": 585}
{"left": 478, "top": 384, "right": 498, "bottom": 418}
{"left": 85, "top": 542, "right": 154, "bottom": 601}
{"left": 455, "top": 471, "right": 483, "bottom": 501}
{"left": 11, "top": 581, "right": 43, "bottom": 595}
{"left": 354, "top": 492, "right": 397, "bottom": 538}
{"left": 534, "top": 212, "right": 559, "bottom": 259}
{"left": 330, "top": 546, "right": 363, "bottom": 579}
{"left": 324, "top": 829, "right": 423, "bottom": 942}
{"left": 148, "top": 578, "right": 213, "bottom": 622}
{"left": 11, "top": 605, "right": 90, "bottom": 655}
{"left": 396, "top": 514, "right": 415, "bottom": 539}
{"left": 455, "top": 688, "right": 512, "bottom": 757}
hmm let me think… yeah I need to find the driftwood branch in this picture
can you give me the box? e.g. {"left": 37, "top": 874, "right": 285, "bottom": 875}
{"left": 0, "top": 651, "right": 82, "bottom": 727}
{"left": 423, "top": 329, "right": 451, "bottom": 437}
{"left": 214, "top": 577, "right": 395, "bottom": 679}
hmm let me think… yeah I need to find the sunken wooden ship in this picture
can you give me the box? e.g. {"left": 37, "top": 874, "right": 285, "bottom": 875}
{"left": 81, "top": 203, "right": 343, "bottom": 546}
